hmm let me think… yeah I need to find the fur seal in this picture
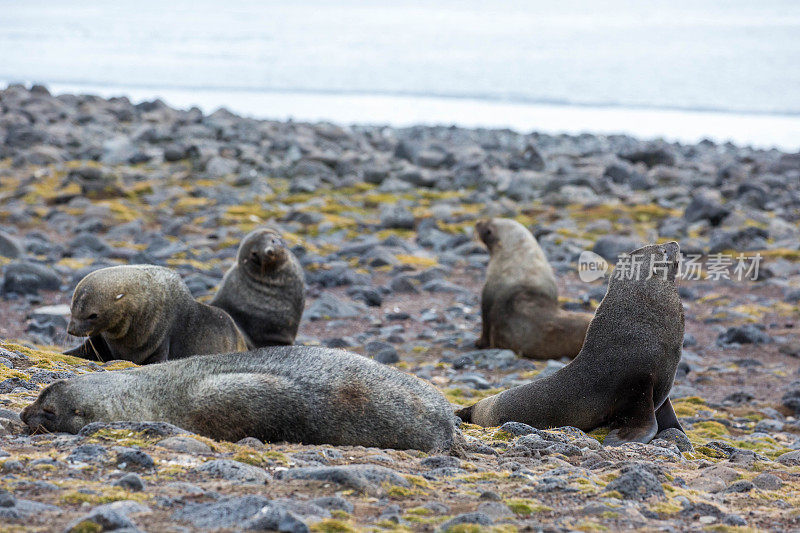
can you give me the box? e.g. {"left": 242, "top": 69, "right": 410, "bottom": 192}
{"left": 211, "top": 228, "right": 305, "bottom": 347}
{"left": 64, "top": 265, "right": 247, "bottom": 363}
{"left": 22, "top": 346, "right": 456, "bottom": 452}
{"left": 475, "top": 218, "right": 592, "bottom": 360}
{"left": 459, "top": 242, "right": 685, "bottom": 445}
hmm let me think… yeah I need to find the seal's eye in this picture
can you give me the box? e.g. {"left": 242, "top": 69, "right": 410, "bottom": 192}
{"left": 87, "top": 313, "right": 98, "bottom": 320}
{"left": 74, "top": 409, "right": 84, "bottom": 416}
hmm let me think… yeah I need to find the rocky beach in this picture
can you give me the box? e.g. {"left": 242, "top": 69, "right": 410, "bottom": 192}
{"left": 1, "top": 83, "right": 800, "bottom": 531}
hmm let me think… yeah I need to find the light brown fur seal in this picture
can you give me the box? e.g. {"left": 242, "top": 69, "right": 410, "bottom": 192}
{"left": 64, "top": 265, "right": 247, "bottom": 364}
{"left": 22, "top": 346, "right": 457, "bottom": 452}
{"left": 459, "top": 242, "right": 685, "bottom": 445}
{"left": 475, "top": 218, "right": 593, "bottom": 359}
{"left": 211, "top": 228, "right": 305, "bottom": 348}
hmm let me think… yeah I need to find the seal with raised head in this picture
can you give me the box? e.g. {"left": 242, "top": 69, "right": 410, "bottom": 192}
{"left": 211, "top": 228, "right": 305, "bottom": 348}
{"left": 459, "top": 242, "right": 685, "bottom": 445}
{"left": 22, "top": 346, "right": 457, "bottom": 452}
{"left": 475, "top": 218, "right": 593, "bottom": 360}
{"left": 64, "top": 265, "right": 247, "bottom": 363}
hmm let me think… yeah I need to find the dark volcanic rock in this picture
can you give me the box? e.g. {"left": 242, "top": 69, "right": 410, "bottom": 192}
{"left": 113, "top": 473, "right": 145, "bottom": 492}
{"left": 79, "top": 421, "right": 189, "bottom": 438}
{"left": 241, "top": 503, "right": 309, "bottom": 533}
{"left": 619, "top": 146, "right": 676, "bottom": 167}
{"left": 0, "top": 231, "right": 24, "bottom": 259}
{"left": 717, "top": 325, "right": 773, "bottom": 346}
{"left": 115, "top": 447, "right": 155, "bottom": 470}
{"left": 683, "top": 194, "right": 730, "bottom": 226}
{"left": 2, "top": 261, "right": 60, "bottom": 295}
{"left": 364, "top": 340, "right": 399, "bottom": 364}
{"left": 781, "top": 382, "right": 800, "bottom": 415}
{"left": 437, "top": 512, "right": 493, "bottom": 531}
{"left": 306, "top": 294, "right": 366, "bottom": 320}
{"left": 380, "top": 204, "right": 415, "bottom": 229}
{"left": 173, "top": 495, "right": 271, "bottom": 529}
{"left": 195, "top": 459, "right": 271, "bottom": 484}
{"left": 67, "top": 444, "right": 108, "bottom": 464}
{"left": 508, "top": 142, "right": 545, "bottom": 171}
{"left": 592, "top": 235, "right": 643, "bottom": 262}
{"left": 64, "top": 508, "right": 140, "bottom": 532}
{"left": 277, "top": 464, "right": 408, "bottom": 494}
{"left": 605, "top": 465, "right": 664, "bottom": 500}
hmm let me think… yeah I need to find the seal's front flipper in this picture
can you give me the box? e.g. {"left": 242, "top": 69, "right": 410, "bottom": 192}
{"left": 476, "top": 295, "right": 492, "bottom": 349}
{"left": 655, "top": 398, "right": 684, "bottom": 433}
{"left": 64, "top": 335, "right": 113, "bottom": 362}
{"left": 604, "top": 381, "right": 658, "bottom": 446}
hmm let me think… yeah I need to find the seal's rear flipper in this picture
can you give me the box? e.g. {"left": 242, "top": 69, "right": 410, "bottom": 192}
{"left": 455, "top": 405, "right": 473, "bottom": 423}
{"left": 604, "top": 380, "right": 658, "bottom": 446}
{"left": 655, "top": 398, "right": 684, "bottom": 433}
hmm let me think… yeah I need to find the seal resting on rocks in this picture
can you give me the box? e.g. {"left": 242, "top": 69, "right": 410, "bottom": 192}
{"left": 22, "top": 346, "right": 457, "bottom": 452}
{"left": 63, "top": 265, "right": 247, "bottom": 363}
{"left": 459, "top": 242, "right": 685, "bottom": 445}
{"left": 475, "top": 218, "right": 592, "bottom": 359}
{"left": 211, "top": 227, "right": 305, "bottom": 347}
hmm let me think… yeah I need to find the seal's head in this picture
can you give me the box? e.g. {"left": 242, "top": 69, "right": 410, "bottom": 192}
{"left": 20, "top": 380, "right": 90, "bottom": 434}
{"left": 67, "top": 267, "right": 140, "bottom": 339}
{"left": 475, "top": 219, "right": 499, "bottom": 251}
{"left": 237, "top": 228, "right": 288, "bottom": 279}
{"left": 624, "top": 241, "right": 680, "bottom": 283}
{"left": 476, "top": 218, "right": 533, "bottom": 253}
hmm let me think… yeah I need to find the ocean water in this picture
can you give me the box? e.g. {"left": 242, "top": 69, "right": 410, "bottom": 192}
{"left": 2, "top": 0, "right": 799, "bottom": 149}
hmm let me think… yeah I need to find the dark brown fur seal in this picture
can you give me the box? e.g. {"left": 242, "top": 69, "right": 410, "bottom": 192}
{"left": 22, "top": 346, "right": 457, "bottom": 452}
{"left": 459, "top": 242, "right": 685, "bottom": 445}
{"left": 475, "top": 218, "right": 592, "bottom": 360}
{"left": 211, "top": 228, "right": 305, "bottom": 348}
{"left": 64, "top": 265, "right": 247, "bottom": 364}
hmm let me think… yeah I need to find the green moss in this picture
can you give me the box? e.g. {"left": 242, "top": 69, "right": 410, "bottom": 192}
{"left": 309, "top": 519, "right": 358, "bottom": 533}
{"left": 1, "top": 342, "right": 86, "bottom": 367}
{"left": 650, "top": 500, "right": 682, "bottom": 514}
{"left": 85, "top": 429, "right": 152, "bottom": 448}
{"left": 61, "top": 488, "right": 149, "bottom": 505}
{"left": 404, "top": 507, "right": 433, "bottom": 517}
{"left": 588, "top": 427, "right": 610, "bottom": 444}
{"left": 443, "top": 526, "right": 518, "bottom": 533}
{"left": 386, "top": 485, "right": 426, "bottom": 498}
{"left": 65, "top": 522, "right": 103, "bottom": 533}
{"left": 458, "top": 471, "right": 509, "bottom": 482}
{"left": 689, "top": 421, "right": 729, "bottom": 439}
{"left": 443, "top": 387, "right": 505, "bottom": 406}
{"left": 692, "top": 446, "right": 728, "bottom": 460}
{"left": 505, "top": 498, "right": 551, "bottom": 516}
{"left": 572, "top": 521, "right": 609, "bottom": 532}
{"left": 404, "top": 475, "right": 429, "bottom": 488}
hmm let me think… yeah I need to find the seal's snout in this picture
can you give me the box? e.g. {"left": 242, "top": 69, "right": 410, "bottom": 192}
{"left": 19, "top": 403, "right": 44, "bottom": 434}
{"left": 67, "top": 318, "right": 92, "bottom": 337}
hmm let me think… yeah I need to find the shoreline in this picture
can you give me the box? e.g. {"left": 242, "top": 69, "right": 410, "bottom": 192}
{"left": 19, "top": 81, "right": 800, "bottom": 152}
